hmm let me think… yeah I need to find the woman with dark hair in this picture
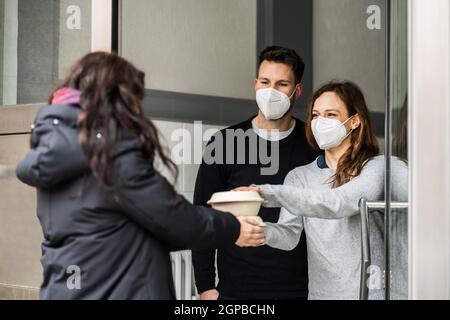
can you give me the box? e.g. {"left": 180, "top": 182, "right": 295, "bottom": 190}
{"left": 16, "top": 52, "right": 264, "bottom": 300}
{"left": 238, "top": 81, "right": 408, "bottom": 299}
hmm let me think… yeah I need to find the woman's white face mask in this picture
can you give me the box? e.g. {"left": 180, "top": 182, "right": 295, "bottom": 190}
{"left": 311, "top": 116, "right": 354, "bottom": 150}
{"left": 256, "top": 87, "right": 297, "bottom": 120}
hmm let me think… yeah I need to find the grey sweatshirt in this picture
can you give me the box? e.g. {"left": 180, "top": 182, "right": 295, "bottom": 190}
{"left": 258, "top": 155, "right": 408, "bottom": 300}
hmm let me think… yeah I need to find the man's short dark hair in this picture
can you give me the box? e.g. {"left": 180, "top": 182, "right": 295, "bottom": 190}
{"left": 258, "top": 46, "right": 305, "bottom": 84}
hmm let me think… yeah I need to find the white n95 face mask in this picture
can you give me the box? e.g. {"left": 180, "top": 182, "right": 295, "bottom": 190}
{"left": 311, "top": 116, "right": 354, "bottom": 150}
{"left": 256, "top": 87, "right": 296, "bottom": 120}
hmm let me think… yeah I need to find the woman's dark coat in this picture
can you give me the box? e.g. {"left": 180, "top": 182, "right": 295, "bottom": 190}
{"left": 16, "top": 104, "right": 240, "bottom": 300}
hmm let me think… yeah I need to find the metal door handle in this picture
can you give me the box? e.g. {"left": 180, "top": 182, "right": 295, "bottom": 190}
{"left": 359, "top": 199, "right": 408, "bottom": 300}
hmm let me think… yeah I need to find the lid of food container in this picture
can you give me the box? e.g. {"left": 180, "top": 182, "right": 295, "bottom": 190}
{"left": 207, "top": 191, "right": 264, "bottom": 205}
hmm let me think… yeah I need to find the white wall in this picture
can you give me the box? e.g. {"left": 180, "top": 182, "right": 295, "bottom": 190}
{"left": 153, "top": 119, "right": 224, "bottom": 202}
{"left": 120, "top": 0, "right": 257, "bottom": 100}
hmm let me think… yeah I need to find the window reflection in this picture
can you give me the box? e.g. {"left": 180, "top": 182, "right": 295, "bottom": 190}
{"left": 0, "top": 0, "right": 91, "bottom": 106}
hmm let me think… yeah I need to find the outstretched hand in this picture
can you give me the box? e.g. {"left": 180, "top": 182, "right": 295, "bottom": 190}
{"left": 235, "top": 216, "right": 266, "bottom": 247}
{"left": 233, "top": 185, "right": 262, "bottom": 194}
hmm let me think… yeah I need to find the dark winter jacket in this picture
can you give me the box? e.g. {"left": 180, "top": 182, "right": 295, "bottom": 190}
{"left": 16, "top": 104, "right": 240, "bottom": 300}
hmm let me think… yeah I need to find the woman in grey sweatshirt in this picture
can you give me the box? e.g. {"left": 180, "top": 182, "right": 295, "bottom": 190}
{"left": 239, "top": 81, "right": 408, "bottom": 300}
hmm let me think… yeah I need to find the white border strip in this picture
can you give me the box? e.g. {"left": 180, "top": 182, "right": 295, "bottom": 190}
{"left": 409, "top": 0, "right": 450, "bottom": 300}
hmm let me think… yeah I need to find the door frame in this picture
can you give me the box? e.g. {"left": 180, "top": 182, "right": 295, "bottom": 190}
{"left": 91, "top": 0, "right": 114, "bottom": 52}
{"left": 409, "top": 0, "right": 450, "bottom": 300}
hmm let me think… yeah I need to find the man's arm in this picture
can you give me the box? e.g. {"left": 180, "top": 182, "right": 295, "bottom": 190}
{"left": 192, "top": 135, "right": 228, "bottom": 298}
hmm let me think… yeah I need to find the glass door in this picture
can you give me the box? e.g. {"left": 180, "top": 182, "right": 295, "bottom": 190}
{"left": 118, "top": 0, "right": 411, "bottom": 300}
{"left": 311, "top": 0, "right": 409, "bottom": 300}
{"left": 388, "top": 0, "right": 409, "bottom": 300}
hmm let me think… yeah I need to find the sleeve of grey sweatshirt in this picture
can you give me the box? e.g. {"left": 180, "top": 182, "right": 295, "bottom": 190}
{"left": 264, "top": 172, "right": 305, "bottom": 251}
{"left": 391, "top": 158, "right": 408, "bottom": 202}
{"left": 258, "top": 157, "right": 385, "bottom": 220}
{"left": 265, "top": 208, "right": 303, "bottom": 251}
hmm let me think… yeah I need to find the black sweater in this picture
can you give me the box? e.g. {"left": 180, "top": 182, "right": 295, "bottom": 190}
{"left": 192, "top": 116, "right": 319, "bottom": 299}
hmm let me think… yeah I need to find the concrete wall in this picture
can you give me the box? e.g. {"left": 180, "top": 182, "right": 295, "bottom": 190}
{"left": 121, "top": 0, "right": 257, "bottom": 100}
{"left": 0, "top": 105, "right": 42, "bottom": 300}
{"left": 0, "top": 134, "right": 41, "bottom": 299}
{"left": 313, "top": 0, "right": 386, "bottom": 113}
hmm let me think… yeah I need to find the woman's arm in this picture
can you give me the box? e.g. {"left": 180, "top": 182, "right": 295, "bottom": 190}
{"left": 258, "top": 171, "right": 304, "bottom": 251}
{"left": 258, "top": 158, "right": 385, "bottom": 220}
{"left": 265, "top": 207, "right": 303, "bottom": 251}
{"left": 112, "top": 143, "right": 266, "bottom": 251}
{"left": 16, "top": 105, "right": 88, "bottom": 189}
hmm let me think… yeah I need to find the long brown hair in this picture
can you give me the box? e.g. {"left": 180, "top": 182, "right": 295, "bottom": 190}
{"left": 52, "top": 52, "right": 178, "bottom": 193}
{"left": 305, "top": 81, "right": 380, "bottom": 188}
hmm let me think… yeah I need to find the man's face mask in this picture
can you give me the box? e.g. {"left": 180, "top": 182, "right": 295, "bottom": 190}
{"left": 256, "top": 86, "right": 297, "bottom": 120}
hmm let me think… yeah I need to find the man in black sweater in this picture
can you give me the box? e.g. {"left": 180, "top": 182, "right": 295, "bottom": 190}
{"left": 192, "top": 46, "right": 319, "bottom": 300}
